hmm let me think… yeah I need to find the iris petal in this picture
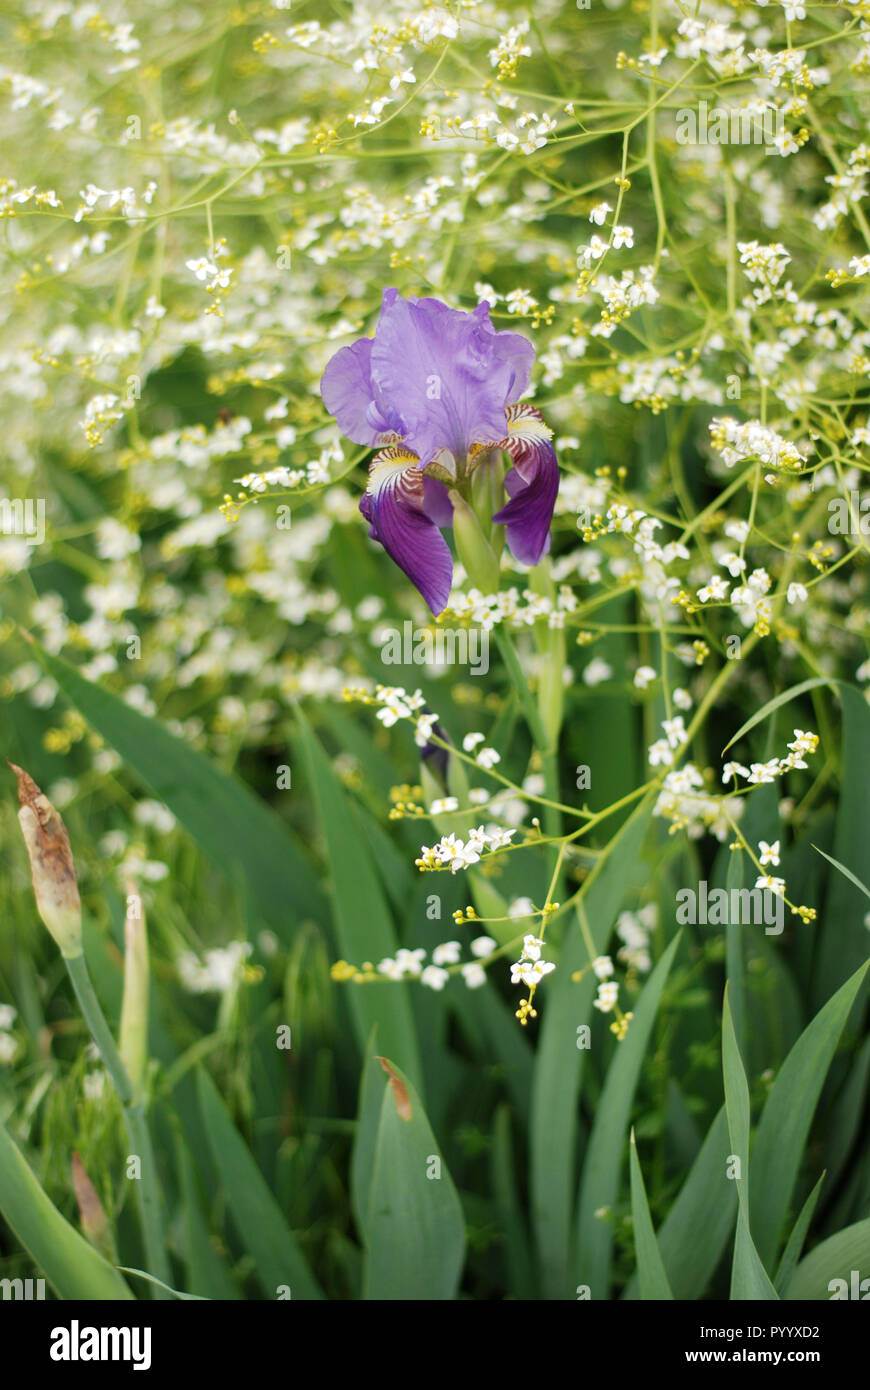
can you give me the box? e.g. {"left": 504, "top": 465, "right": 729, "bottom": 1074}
{"left": 490, "top": 404, "right": 560, "bottom": 566}
{"left": 370, "top": 289, "right": 535, "bottom": 465}
{"left": 362, "top": 448, "right": 454, "bottom": 615}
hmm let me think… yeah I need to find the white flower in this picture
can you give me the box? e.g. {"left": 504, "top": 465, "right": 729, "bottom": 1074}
{"left": 463, "top": 732, "right": 485, "bottom": 752}
{"left": 759, "top": 839, "right": 781, "bottom": 866}
{"left": 634, "top": 665, "right": 657, "bottom": 689}
{"left": 0, "top": 1004, "right": 17, "bottom": 1031}
{"left": 589, "top": 202, "right": 612, "bottom": 225}
{"left": 592, "top": 955, "right": 614, "bottom": 980}
{"left": 722, "top": 761, "right": 750, "bottom": 783}
{"left": 433, "top": 941, "right": 462, "bottom": 966}
{"left": 421, "top": 965, "right": 450, "bottom": 990}
{"left": 476, "top": 746, "right": 501, "bottom": 769}
{"left": 461, "top": 962, "right": 487, "bottom": 989}
{"left": 471, "top": 935, "right": 497, "bottom": 957}
{"left": 521, "top": 934, "right": 544, "bottom": 961}
{"left": 593, "top": 981, "right": 619, "bottom": 1012}
{"left": 583, "top": 657, "right": 612, "bottom": 686}
{"left": 755, "top": 874, "right": 786, "bottom": 897}
{"left": 786, "top": 583, "right": 807, "bottom": 604}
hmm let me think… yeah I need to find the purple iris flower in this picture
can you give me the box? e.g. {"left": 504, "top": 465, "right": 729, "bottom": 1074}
{"left": 320, "top": 289, "right": 559, "bottom": 615}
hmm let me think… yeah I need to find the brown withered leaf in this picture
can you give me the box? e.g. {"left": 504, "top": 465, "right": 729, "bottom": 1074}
{"left": 71, "top": 1151, "right": 114, "bottom": 1257}
{"left": 376, "top": 1055, "right": 413, "bottom": 1121}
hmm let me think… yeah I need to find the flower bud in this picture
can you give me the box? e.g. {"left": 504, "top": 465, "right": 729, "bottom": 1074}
{"left": 10, "top": 763, "right": 82, "bottom": 958}
{"left": 449, "top": 490, "right": 501, "bottom": 596}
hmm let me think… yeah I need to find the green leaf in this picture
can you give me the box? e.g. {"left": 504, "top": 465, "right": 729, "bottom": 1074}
{"left": 574, "top": 932, "right": 681, "bottom": 1299}
{"left": 118, "top": 1268, "right": 208, "bottom": 1300}
{"left": 750, "top": 959, "right": 870, "bottom": 1269}
{"left": 29, "top": 641, "right": 325, "bottom": 940}
{"left": 812, "top": 844, "right": 870, "bottom": 902}
{"left": 623, "top": 1106, "right": 736, "bottom": 1301}
{"left": 177, "top": 1137, "right": 241, "bottom": 1299}
{"left": 721, "top": 986, "right": 779, "bottom": 1300}
{"left": 295, "top": 711, "right": 423, "bottom": 1089}
{"left": 492, "top": 1104, "right": 535, "bottom": 1300}
{"left": 629, "top": 1130, "right": 673, "bottom": 1299}
{"left": 811, "top": 689, "right": 870, "bottom": 1006}
{"left": 362, "top": 1056, "right": 465, "bottom": 1300}
{"left": 531, "top": 793, "right": 655, "bottom": 1299}
{"left": 785, "top": 1219, "right": 870, "bottom": 1300}
{"left": 196, "top": 1069, "right": 322, "bottom": 1300}
{"left": 774, "top": 1173, "right": 825, "bottom": 1297}
{"left": 721, "top": 677, "right": 838, "bottom": 753}
{"left": 0, "top": 1119, "right": 133, "bottom": 1300}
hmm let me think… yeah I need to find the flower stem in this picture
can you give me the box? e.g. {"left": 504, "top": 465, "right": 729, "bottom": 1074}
{"left": 65, "top": 953, "right": 170, "bottom": 1297}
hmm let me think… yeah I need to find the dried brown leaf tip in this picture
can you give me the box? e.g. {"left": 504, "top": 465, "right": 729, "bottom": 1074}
{"left": 376, "top": 1055, "right": 413, "bottom": 1121}
{"left": 9, "top": 762, "right": 82, "bottom": 959}
{"left": 71, "top": 1152, "right": 115, "bottom": 1260}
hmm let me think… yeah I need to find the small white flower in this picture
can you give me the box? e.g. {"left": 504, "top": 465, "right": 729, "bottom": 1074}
{"left": 461, "top": 962, "right": 487, "bottom": 989}
{"left": 471, "top": 935, "right": 497, "bottom": 957}
{"left": 433, "top": 941, "right": 462, "bottom": 966}
{"left": 758, "top": 839, "right": 781, "bottom": 867}
{"left": 592, "top": 955, "right": 614, "bottom": 980}
{"left": 421, "top": 965, "right": 450, "bottom": 991}
{"left": 593, "top": 981, "right": 619, "bottom": 1012}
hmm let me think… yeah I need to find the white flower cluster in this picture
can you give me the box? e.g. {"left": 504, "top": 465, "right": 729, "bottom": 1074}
{"left": 178, "top": 942, "right": 253, "bottom": 994}
{"left": 416, "top": 825, "right": 516, "bottom": 874}
{"left": 654, "top": 763, "right": 745, "bottom": 841}
{"left": 722, "top": 728, "right": 820, "bottom": 785}
{"left": 709, "top": 417, "right": 807, "bottom": 472}
{"left": 376, "top": 935, "right": 497, "bottom": 990}
{"left": 616, "top": 904, "right": 657, "bottom": 973}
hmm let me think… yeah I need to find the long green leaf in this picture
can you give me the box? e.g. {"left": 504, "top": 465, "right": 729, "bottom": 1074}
{"left": 623, "top": 1106, "right": 736, "bottom": 1301}
{"left": 196, "top": 1069, "right": 322, "bottom": 1300}
{"left": 721, "top": 677, "right": 838, "bottom": 753}
{"left": 629, "top": 1130, "right": 673, "bottom": 1299}
{"left": 362, "top": 1056, "right": 465, "bottom": 1300}
{"left": 721, "top": 986, "right": 778, "bottom": 1300}
{"left": 532, "top": 793, "right": 655, "bottom": 1299}
{"left": 785, "top": 1219, "right": 870, "bottom": 1300}
{"left": 295, "top": 712, "right": 423, "bottom": 1089}
{"left": 574, "top": 932, "right": 681, "bottom": 1299}
{"left": 30, "top": 641, "right": 325, "bottom": 939}
{"left": 750, "top": 959, "right": 870, "bottom": 1269}
{"left": 814, "top": 688, "right": 870, "bottom": 1006}
{"left": 774, "top": 1173, "right": 825, "bottom": 1297}
{"left": 0, "top": 1119, "right": 133, "bottom": 1300}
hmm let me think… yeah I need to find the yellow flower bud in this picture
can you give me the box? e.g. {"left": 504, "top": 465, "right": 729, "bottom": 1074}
{"left": 10, "top": 763, "right": 82, "bottom": 959}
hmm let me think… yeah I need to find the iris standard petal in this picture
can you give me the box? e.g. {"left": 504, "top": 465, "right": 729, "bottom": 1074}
{"left": 369, "top": 289, "right": 536, "bottom": 465}
{"left": 491, "top": 403, "right": 560, "bottom": 566}
{"left": 363, "top": 446, "right": 454, "bottom": 615}
{"left": 320, "top": 337, "right": 404, "bottom": 446}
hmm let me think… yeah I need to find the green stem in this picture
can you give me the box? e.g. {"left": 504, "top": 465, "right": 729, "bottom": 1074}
{"left": 66, "top": 954, "right": 170, "bottom": 1297}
